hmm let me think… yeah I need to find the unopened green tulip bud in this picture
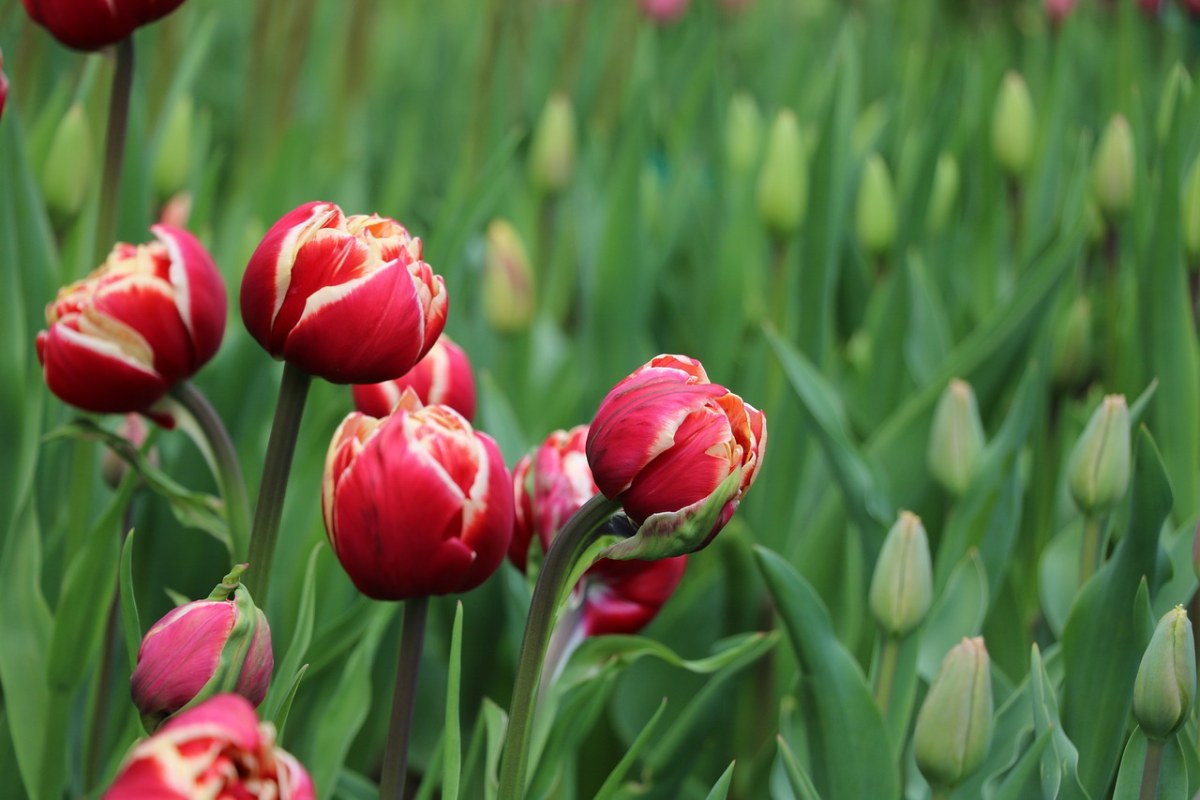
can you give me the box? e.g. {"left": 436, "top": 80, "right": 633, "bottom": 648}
{"left": 1051, "top": 296, "right": 1093, "bottom": 388}
{"left": 927, "top": 379, "right": 987, "bottom": 497}
{"left": 1156, "top": 65, "right": 1192, "bottom": 146}
{"left": 757, "top": 109, "right": 807, "bottom": 237}
{"left": 1133, "top": 606, "right": 1196, "bottom": 740}
{"left": 529, "top": 94, "right": 578, "bottom": 195}
{"left": 869, "top": 511, "right": 933, "bottom": 637}
{"left": 152, "top": 94, "right": 194, "bottom": 199}
{"left": 856, "top": 154, "right": 897, "bottom": 256}
{"left": 1091, "top": 115, "right": 1136, "bottom": 220}
{"left": 484, "top": 219, "right": 535, "bottom": 334}
{"left": 926, "top": 152, "right": 960, "bottom": 234}
{"left": 725, "top": 92, "right": 763, "bottom": 175}
{"left": 42, "top": 103, "right": 95, "bottom": 219}
{"left": 1183, "top": 157, "right": 1200, "bottom": 264}
{"left": 914, "top": 637, "right": 994, "bottom": 789}
{"left": 991, "top": 71, "right": 1036, "bottom": 178}
{"left": 1067, "top": 394, "right": 1131, "bottom": 515}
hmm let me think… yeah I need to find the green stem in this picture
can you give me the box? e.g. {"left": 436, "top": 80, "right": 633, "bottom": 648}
{"left": 95, "top": 38, "right": 135, "bottom": 262}
{"left": 379, "top": 596, "right": 429, "bottom": 800}
{"left": 931, "top": 787, "right": 951, "bottom": 800}
{"left": 1138, "top": 737, "right": 1165, "bottom": 800}
{"left": 1079, "top": 514, "right": 1103, "bottom": 588}
{"left": 243, "top": 363, "right": 312, "bottom": 604}
{"left": 873, "top": 635, "right": 900, "bottom": 715}
{"left": 498, "top": 494, "right": 621, "bottom": 799}
{"left": 169, "top": 381, "right": 252, "bottom": 563}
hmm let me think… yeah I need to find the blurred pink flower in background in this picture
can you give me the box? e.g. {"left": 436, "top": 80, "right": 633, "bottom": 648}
{"left": 640, "top": 0, "right": 691, "bottom": 23}
{"left": 1045, "top": 0, "right": 1078, "bottom": 23}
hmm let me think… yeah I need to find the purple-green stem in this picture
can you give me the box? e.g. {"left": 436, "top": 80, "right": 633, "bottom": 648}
{"left": 95, "top": 38, "right": 134, "bottom": 262}
{"left": 873, "top": 635, "right": 901, "bottom": 715}
{"left": 1138, "top": 737, "right": 1164, "bottom": 800}
{"left": 379, "top": 596, "right": 429, "bottom": 800}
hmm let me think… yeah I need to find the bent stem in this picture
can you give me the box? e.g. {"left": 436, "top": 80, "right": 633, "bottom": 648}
{"left": 379, "top": 596, "right": 430, "bottom": 800}
{"left": 1138, "top": 737, "right": 1164, "bottom": 800}
{"left": 96, "top": 38, "right": 135, "bottom": 261}
{"left": 243, "top": 363, "right": 312, "bottom": 603}
{"left": 498, "top": 494, "right": 621, "bottom": 800}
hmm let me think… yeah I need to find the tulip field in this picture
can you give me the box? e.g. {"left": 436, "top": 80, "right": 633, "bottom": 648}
{"left": 6, "top": 0, "right": 1200, "bottom": 797}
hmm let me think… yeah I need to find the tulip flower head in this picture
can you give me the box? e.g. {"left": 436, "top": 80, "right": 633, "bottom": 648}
{"left": 104, "top": 694, "right": 313, "bottom": 800}
{"left": 353, "top": 334, "right": 477, "bottom": 422}
{"left": 23, "top": 0, "right": 189, "bottom": 51}
{"left": 241, "top": 201, "right": 447, "bottom": 384}
{"left": 37, "top": 225, "right": 226, "bottom": 417}
{"left": 323, "top": 390, "right": 514, "bottom": 600}
{"left": 586, "top": 355, "right": 766, "bottom": 560}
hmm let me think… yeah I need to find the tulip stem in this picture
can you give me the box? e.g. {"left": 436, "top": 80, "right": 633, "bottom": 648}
{"left": 1138, "top": 737, "right": 1165, "bottom": 800}
{"left": 1079, "top": 514, "right": 1103, "bottom": 589}
{"left": 498, "top": 494, "right": 622, "bottom": 800}
{"left": 380, "top": 596, "right": 429, "bottom": 800}
{"left": 244, "top": 363, "right": 312, "bottom": 604}
{"left": 96, "top": 38, "right": 135, "bottom": 262}
{"left": 873, "top": 635, "right": 900, "bottom": 716}
{"left": 170, "top": 381, "right": 252, "bottom": 563}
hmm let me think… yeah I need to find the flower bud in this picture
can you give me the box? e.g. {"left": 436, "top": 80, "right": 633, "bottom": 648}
{"left": 757, "top": 109, "right": 807, "bottom": 237}
{"left": 1156, "top": 65, "right": 1191, "bottom": 145}
{"left": 42, "top": 103, "right": 94, "bottom": 220}
{"left": 22, "top": 0, "right": 189, "bottom": 51}
{"left": 0, "top": 49, "right": 9, "bottom": 123}
{"left": 1183, "top": 156, "right": 1200, "bottom": 265}
{"left": 1051, "top": 295, "right": 1093, "bottom": 389}
{"left": 927, "top": 379, "right": 986, "bottom": 497}
{"left": 640, "top": 0, "right": 691, "bottom": 23}
{"left": 101, "top": 414, "right": 156, "bottom": 489}
{"left": 1067, "top": 394, "right": 1131, "bottom": 515}
{"left": 869, "top": 511, "right": 933, "bottom": 637}
{"left": 926, "top": 152, "right": 960, "bottom": 234}
{"left": 856, "top": 154, "right": 897, "bottom": 256}
{"left": 914, "top": 637, "right": 994, "bottom": 789}
{"left": 725, "top": 92, "right": 763, "bottom": 175}
{"left": 1045, "top": 0, "right": 1078, "bottom": 24}
{"left": 353, "top": 334, "right": 476, "bottom": 421}
{"left": 131, "top": 565, "right": 273, "bottom": 732}
{"left": 991, "top": 72, "right": 1036, "bottom": 178}
{"left": 152, "top": 94, "right": 194, "bottom": 200}
{"left": 1091, "top": 115, "right": 1136, "bottom": 220}
{"left": 1134, "top": 606, "right": 1196, "bottom": 740}
{"left": 484, "top": 219, "right": 536, "bottom": 334}
{"left": 529, "top": 94, "right": 578, "bottom": 195}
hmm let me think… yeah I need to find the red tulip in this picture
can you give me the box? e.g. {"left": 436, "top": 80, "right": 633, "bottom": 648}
{"left": 104, "top": 694, "right": 313, "bottom": 799}
{"left": 22, "top": 0, "right": 188, "bottom": 51}
{"left": 323, "top": 390, "right": 513, "bottom": 600}
{"left": 510, "top": 450, "right": 537, "bottom": 572}
{"left": 353, "top": 334, "right": 476, "bottom": 421}
{"left": 1180, "top": 0, "right": 1200, "bottom": 16}
{"left": 131, "top": 567, "right": 272, "bottom": 732}
{"left": 0, "top": 49, "right": 8, "bottom": 122}
{"left": 1045, "top": 0, "right": 1078, "bottom": 23}
{"left": 587, "top": 355, "right": 766, "bottom": 557}
{"left": 241, "top": 201, "right": 448, "bottom": 384}
{"left": 580, "top": 556, "right": 688, "bottom": 636}
{"left": 36, "top": 225, "right": 226, "bottom": 416}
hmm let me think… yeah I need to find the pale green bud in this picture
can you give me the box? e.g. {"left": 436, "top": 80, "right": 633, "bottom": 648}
{"left": 991, "top": 72, "right": 1036, "bottom": 178}
{"left": 869, "top": 511, "right": 933, "bottom": 637}
{"left": 1091, "top": 115, "right": 1136, "bottom": 219}
{"left": 856, "top": 154, "right": 897, "bottom": 256}
{"left": 529, "top": 94, "right": 578, "bottom": 195}
{"left": 725, "top": 92, "right": 763, "bottom": 175}
{"left": 152, "top": 94, "right": 194, "bottom": 199}
{"left": 1133, "top": 606, "right": 1196, "bottom": 740}
{"left": 926, "top": 152, "right": 960, "bottom": 234}
{"left": 914, "top": 637, "right": 994, "bottom": 789}
{"left": 484, "top": 219, "right": 536, "bottom": 334}
{"left": 42, "top": 103, "right": 95, "bottom": 219}
{"left": 1182, "top": 157, "right": 1200, "bottom": 264}
{"left": 756, "top": 109, "right": 807, "bottom": 237}
{"left": 927, "top": 379, "right": 987, "bottom": 497}
{"left": 1051, "top": 296, "right": 1093, "bottom": 389}
{"left": 1156, "top": 65, "right": 1192, "bottom": 146}
{"left": 1067, "top": 394, "right": 1131, "bottom": 515}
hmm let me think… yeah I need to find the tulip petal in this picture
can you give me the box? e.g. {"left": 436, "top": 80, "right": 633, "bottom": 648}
{"left": 153, "top": 224, "right": 228, "bottom": 369}
{"left": 37, "top": 324, "right": 168, "bottom": 413}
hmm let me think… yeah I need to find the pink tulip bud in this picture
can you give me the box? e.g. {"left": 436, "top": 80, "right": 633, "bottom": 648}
{"left": 1045, "top": 0, "right": 1078, "bottom": 24}
{"left": 36, "top": 225, "right": 227, "bottom": 416}
{"left": 241, "top": 201, "right": 448, "bottom": 384}
{"left": 587, "top": 355, "right": 766, "bottom": 559}
{"left": 353, "top": 334, "right": 476, "bottom": 422}
{"left": 640, "top": 0, "right": 691, "bottom": 23}
{"left": 323, "top": 390, "right": 514, "bottom": 600}
{"left": 104, "top": 694, "right": 313, "bottom": 799}
{"left": 0, "top": 49, "right": 8, "bottom": 123}
{"left": 131, "top": 566, "right": 272, "bottom": 732}
{"left": 22, "top": 0, "right": 189, "bottom": 51}
{"left": 580, "top": 556, "right": 688, "bottom": 636}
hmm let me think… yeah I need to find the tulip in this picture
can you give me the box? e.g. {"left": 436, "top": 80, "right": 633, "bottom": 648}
{"left": 22, "top": 0, "right": 189, "bottom": 51}
{"left": 529, "top": 94, "right": 578, "bottom": 195}
{"left": 483, "top": 220, "right": 536, "bottom": 334}
{"left": 323, "top": 390, "right": 514, "bottom": 600}
{"left": 927, "top": 379, "right": 986, "bottom": 498}
{"left": 578, "top": 555, "right": 688, "bottom": 636}
{"left": 725, "top": 92, "right": 763, "bottom": 175}
{"left": 37, "top": 225, "right": 226, "bottom": 415}
{"left": 1134, "top": 606, "right": 1196, "bottom": 740}
{"left": 0, "top": 49, "right": 8, "bottom": 122}
{"left": 869, "top": 511, "right": 933, "bottom": 638}
{"left": 42, "top": 103, "right": 95, "bottom": 219}
{"left": 103, "top": 694, "right": 313, "bottom": 800}
{"left": 926, "top": 152, "right": 960, "bottom": 234}
{"left": 586, "top": 355, "right": 767, "bottom": 559}
{"left": 1091, "top": 115, "right": 1136, "bottom": 220}
{"left": 511, "top": 450, "right": 537, "bottom": 573}
{"left": 856, "top": 154, "right": 897, "bottom": 257}
{"left": 640, "top": 0, "right": 691, "bottom": 23}
{"left": 1045, "top": 0, "right": 1078, "bottom": 24}
{"left": 991, "top": 72, "right": 1036, "bottom": 178}
{"left": 353, "top": 334, "right": 476, "bottom": 422}
{"left": 1067, "top": 394, "right": 1131, "bottom": 515}
{"left": 914, "top": 637, "right": 994, "bottom": 789}
{"left": 757, "top": 110, "right": 807, "bottom": 237}
{"left": 241, "top": 201, "right": 447, "bottom": 384}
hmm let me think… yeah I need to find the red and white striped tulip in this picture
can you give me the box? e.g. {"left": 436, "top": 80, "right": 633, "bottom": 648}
{"left": 104, "top": 694, "right": 313, "bottom": 800}
{"left": 22, "top": 0, "right": 189, "bottom": 51}
{"left": 587, "top": 355, "right": 766, "bottom": 559}
{"left": 241, "top": 201, "right": 447, "bottom": 384}
{"left": 353, "top": 334, "right": 476, "bottom": 421}
{"left": 323, "top": 390, "right": 513, "bottom": 600}
{"left": 36, "top": 225, "right": 226, "bottom": 416}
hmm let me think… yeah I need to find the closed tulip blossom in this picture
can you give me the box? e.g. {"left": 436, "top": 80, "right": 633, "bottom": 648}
{"left": 587, "top": 355, "right": 766, "bottom": 559}
{"left": 37, "top": 225, "right": 226, "bottom": 416}
{"left": 22, "top": 0, "right": 189, "bottom": 51}
{"left": 353, "top": 334, "right": 476, "bottom": 421}
{"left": 0, "top": 49, "right": 8, "bottom": 122}
{"left": 241, "top": 201, "right": 447, "bottom": 384}
{"left": 323, "top": 390, "right": 513, "bottom": 600}
{"left": 104, "top": 694, "right": 313, "bottom": 800}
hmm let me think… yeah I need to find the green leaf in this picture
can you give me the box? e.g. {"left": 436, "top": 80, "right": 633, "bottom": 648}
{"left": 334, "top": 769, "right": 379, "bottom": 800}
{"left": 480, "top": 699, "right": 508, "bottom": 800}
{"left": 776, "top": 735, "right": 823, "bottom": 800}
{"left": 984, "top": 726, "right": 1055, "bottom": 800}
{"left": 704, "top": 762, "right": 736, "bottom": 800}
{"left": 593, "top": 699, "right": 668, "bottom": 800}
{"left": 443, "top": 602, "right": 464, "bottom": 800}
{"left": 264, "top": 542, "right": 324, "bottom": 722}
{"left": 869, "top": 631, "right": 921, "bottom": 757}
{"left": 754, "top": 545, "right": 899, "bottom": 799}
{"left": 1112, "top": 728, "right": 1189, "bottom": 800}
{"left": 272, "top": 664, "right": 309, "bottom": 743}
{"left": 119, "top": 528, "right": 141, "bottom": 672}
{"left": 1030, "top": 644, "right": 1090, "bottom": 800}
{"left": 1039, "top": 520, "right": 1083, "bottom": 639}
{"left": 904, "top": 253, "right": 953, "bottom": 385}
{"left": 919, "top": 551, "right": 989, "bottom": 681}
